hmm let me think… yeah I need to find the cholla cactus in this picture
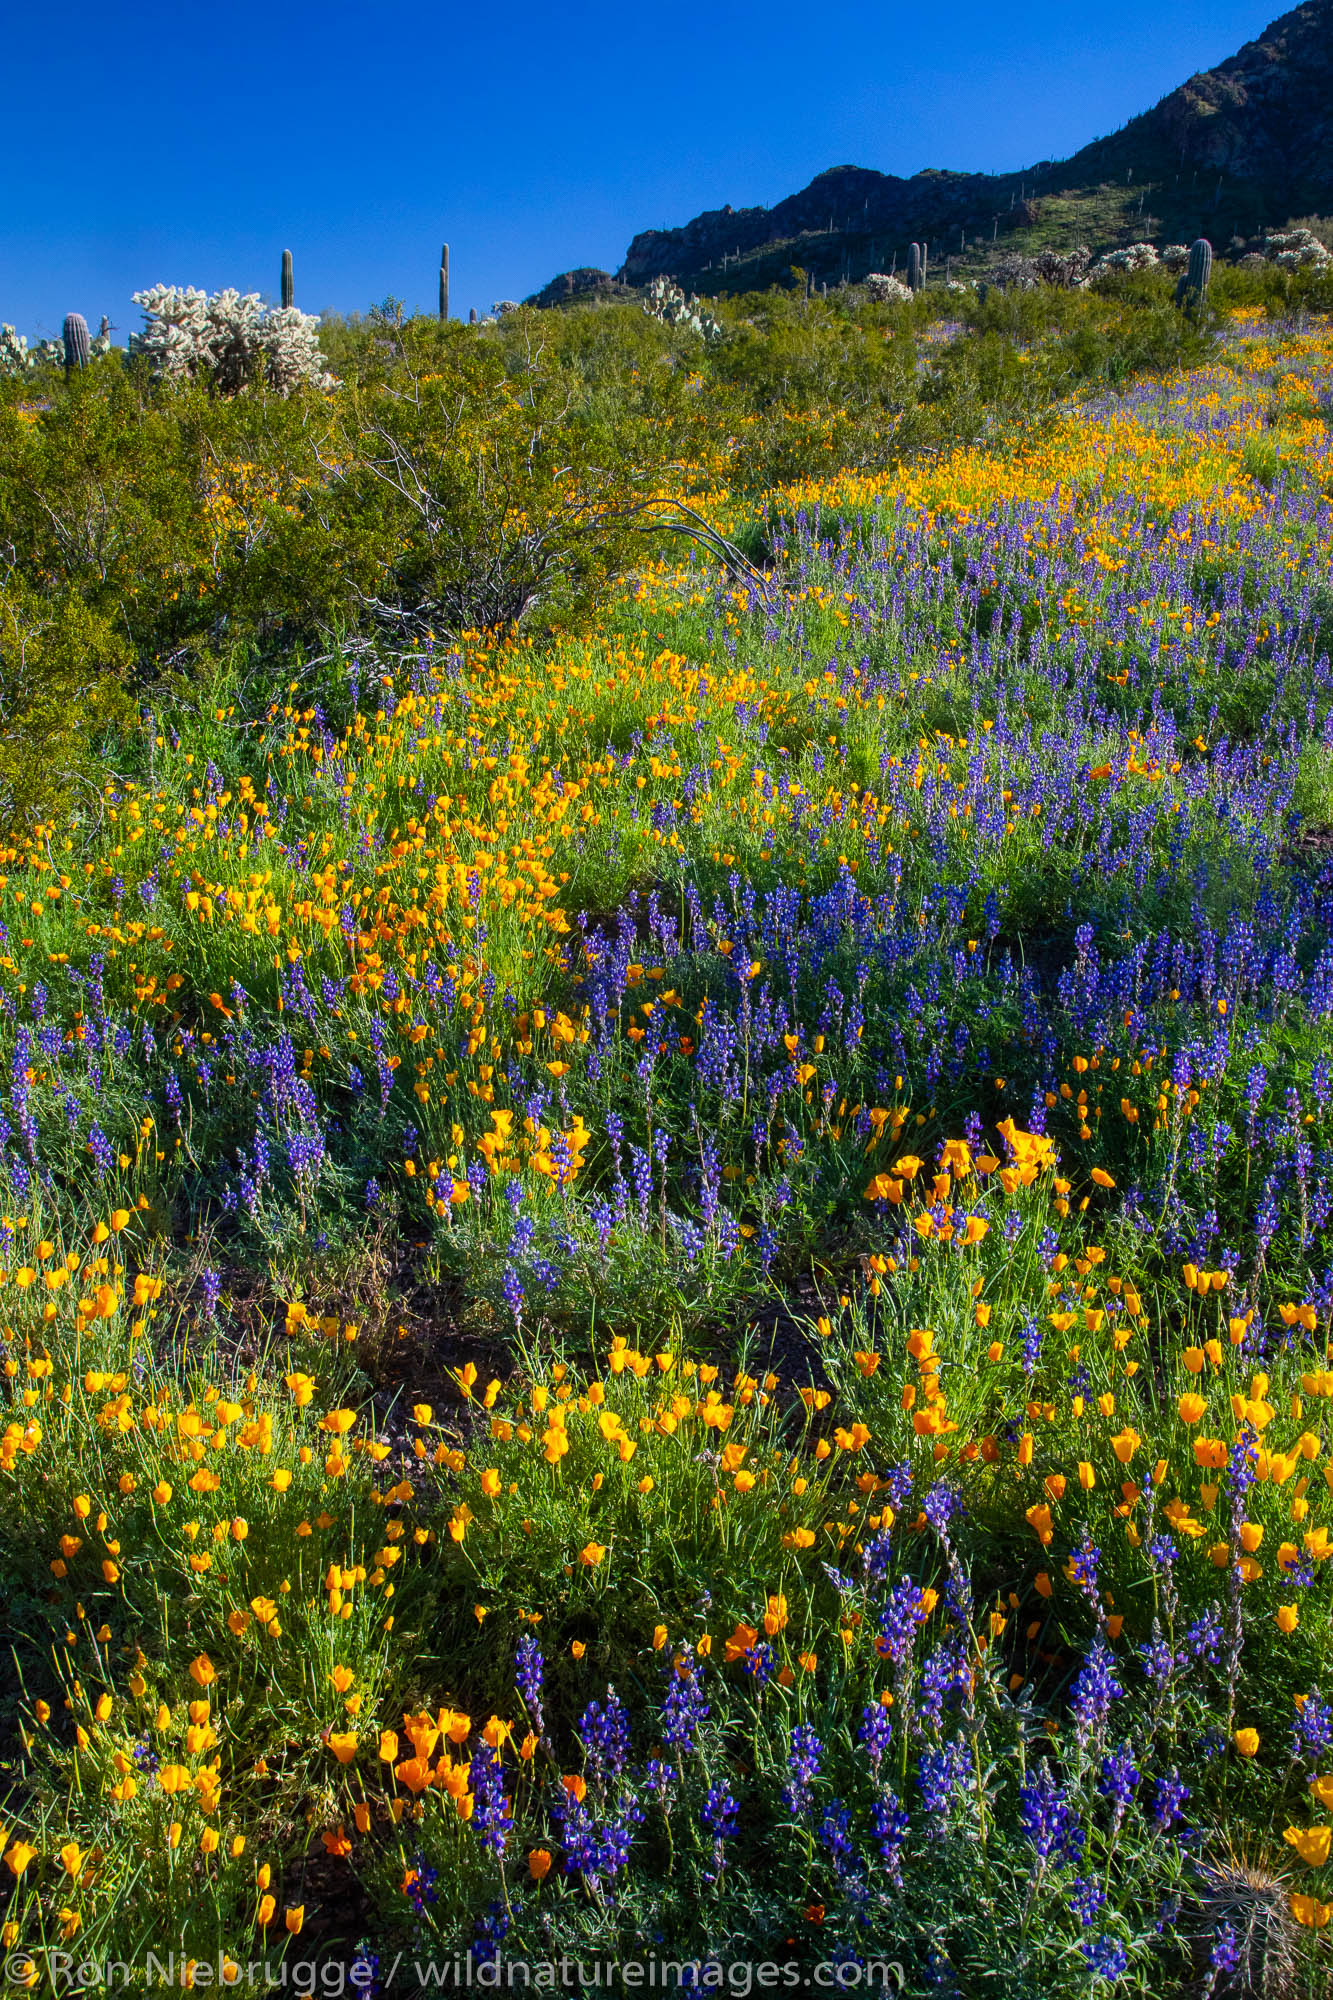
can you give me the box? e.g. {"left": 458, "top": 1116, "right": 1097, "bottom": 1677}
{"left": 641, "top": 275, "right": 724, "bottom": 343}
{"left": 1033, "top": 247, "right": 1091, "bottom": 289}
{"left": 128, "top": 284, "right": 211, "bottom": 380}
{"left": 864, "top": 272, "right": 913, "bottom": 304}
{"left": 32, "top": 337, "right": 66, "bottom": 368}
{"left": 988, "top": 247, "right": 1091, "bottom": 292}
{"left": 493, "top": 300, "right": 521, "bottom": 317}
{"left": 131, "top": 284, "right": 335, "bottom": 395}
{"left": 1264, "top": 228, "right": 1331, "bottom": 271}
{"left": 1089, "top": 241, "right": 1161, "bottom": 280}
{"left": 0, "top": 325, "right": 32, "bottom": 375}
{"left": 91, "top": 317, "right": 113, "bottom": 358}
{"left": 260, "top": 307, "right": 332, "bottom": 395}
{"left": 989, "top": 253, "right": 1038, "bottom": 292}
{"left": 1160, "top": 244, "right": 1191, "bottom": 273}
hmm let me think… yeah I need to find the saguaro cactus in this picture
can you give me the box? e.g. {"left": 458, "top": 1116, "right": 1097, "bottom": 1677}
{"left": 1176, "top": 236, "right": 1213, "bottom": 310}
{"left": 281, "top": 249, "right": 294, "bottom": 309}
{"left": 908, "top": 242, "right": 926, "bottom": 293}
{"left": 62, "top": 312, "right": 90, "bottom": 376}
{"left": 439, "top": 243, "right": 450, "bottom": 322}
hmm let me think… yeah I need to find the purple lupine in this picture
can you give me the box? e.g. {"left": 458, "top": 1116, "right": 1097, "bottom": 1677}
{"left": 1071, "top": 1638, "right": 1123, "bottom": 1749}
{"left": 1179, "top": 1605, "right": 1224, "bottom": 1669}
{"left": 922, "top": 1483, "right": 962, "bottom": 1538}
{"left": 870, "top": 1793, "right": 909, "bottom": 1885}
{"left": 1097, "top": 1746, "right": 1140, "bottom": 1830}
{"left": 579, "top": 1691, "right": 631, "bottom": 1785}
{"left": 1080, "top": 1937, "right": 1128, "bottom": 1982}
{"left": 818, "top": 1798, "right": 856, "bottom": 1878}
{"left": 1151, "top": 1768, "right": 1189, "bottom": 1831}
{"left": 660, "top": 1657, "right": 709, "bottom": 1753}
{"left": 515, "top": 1635, "right": 544, "bottom": 1737}
{"left": 916, "top": 1740, "right": 969, "bottom": 1820}
{"left": 700, "top": 1779, "right": 739, "bottom": 1879}
{"left": 858, "top": 1702, "right": 893, "bottom": 1772}
{"left": 918, "top": 1639, "right": 970, "bottom": 1733}
{"left": 1019, "top": 1763, "right": 1085, "bottom": 1867}
{"left": 1293, "top": 1689, "right": 1333, "bottom": 1765}
{"left": 785, "top": 1725, "right": 822, "bottom": 1813}
{"left": 469, "top": 1745, "right": 512, "bottom": 1856}
{"left": 876, "top": 1577, "right": 928, "bottom": 1666}
{"left": 1068, "top": 1525, "right": 1099, "bottom": 1587}
{"left": 552, "top": 1788, "right": 643, "bottom": 1894}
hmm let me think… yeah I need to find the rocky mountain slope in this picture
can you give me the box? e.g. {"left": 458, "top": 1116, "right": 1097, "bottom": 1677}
{"left": 531, "top": 1, "right": 1332, "bottom": 301}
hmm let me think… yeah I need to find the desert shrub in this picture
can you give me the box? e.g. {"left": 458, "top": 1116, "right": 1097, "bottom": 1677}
{"left": 0, "top": 360, "right": 340, "bottom": 676}
{"left": 314, "top": 321, "right": 708, "bottom": 637}
{"left": 0, "top": 589, "right": 135, "bottom": 825}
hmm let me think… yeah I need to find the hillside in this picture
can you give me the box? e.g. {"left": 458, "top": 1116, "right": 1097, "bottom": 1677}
{"left": 531, "top": 0, "right": 1333, "bottom": 300}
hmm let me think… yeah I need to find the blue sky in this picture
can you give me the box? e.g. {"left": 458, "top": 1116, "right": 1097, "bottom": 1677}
{"left": 2, "top": 0, "right": 1272, "bottom": 338}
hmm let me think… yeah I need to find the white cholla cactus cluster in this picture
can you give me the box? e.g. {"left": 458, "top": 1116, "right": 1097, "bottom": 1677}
{"left": 131, "top": 285, "right": 335, "bottom": 395}
{"left": 1264, "top": 228, "right": 1331, "bottom": 271}
{"left": 864, "top": 272, "right": 913, "bottom": 304}
{"left": 1160, "top": 245, "right": 1192, "bottom": 273}
{"left": 641, "top": 276, "right": 724, "bottom": 343}
{"left": 1089, "top": 242, "right": 1161, "bottom": 280}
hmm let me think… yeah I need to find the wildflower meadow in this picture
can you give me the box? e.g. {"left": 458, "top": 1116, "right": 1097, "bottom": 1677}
{"left": 1, "top": 273, "right": 1332, "bottom": 1995}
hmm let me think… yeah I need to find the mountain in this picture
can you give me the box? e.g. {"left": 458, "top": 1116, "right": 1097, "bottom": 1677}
{"left": 530, "top": 1, "right": 1333, "bottom": 302}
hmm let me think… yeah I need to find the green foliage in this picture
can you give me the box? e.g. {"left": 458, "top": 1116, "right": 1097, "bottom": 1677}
{"left": 0, "top": 275, "right": 1240, "bottom": 837}
{"left": 0, "top": 590, "right": 135, "bottom": 826}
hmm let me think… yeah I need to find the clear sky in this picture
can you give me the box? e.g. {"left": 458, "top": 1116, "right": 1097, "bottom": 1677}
{"left": 2, "top": 0, "right": 1274, "bottom": 339}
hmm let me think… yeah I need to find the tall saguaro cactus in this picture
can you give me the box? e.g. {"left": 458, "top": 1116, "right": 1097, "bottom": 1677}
{"left": 281, "top": 249, "right": 294, "bottom": 309}
{"left": 439, "top": 244, "right": 450, "bottom": 322}
{"left": 908, "top": 242, "right": 926, "bottom": 293}
{"left": 1176, "top": 236, "right": 1213, "bottom": 311}
{"left": 62, "top": 313, "right": 90, "bottom": 377}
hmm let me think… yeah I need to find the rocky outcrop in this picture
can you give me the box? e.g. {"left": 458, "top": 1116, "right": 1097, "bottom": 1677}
{"left": 1064, "top": 0, "right": 1333, "bottom": 211}
{"left": 619, "top": 168, "right": 1012, "bottom": 286}
{"left": 523, "top": 267, "right": 636, "bottom": 311}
